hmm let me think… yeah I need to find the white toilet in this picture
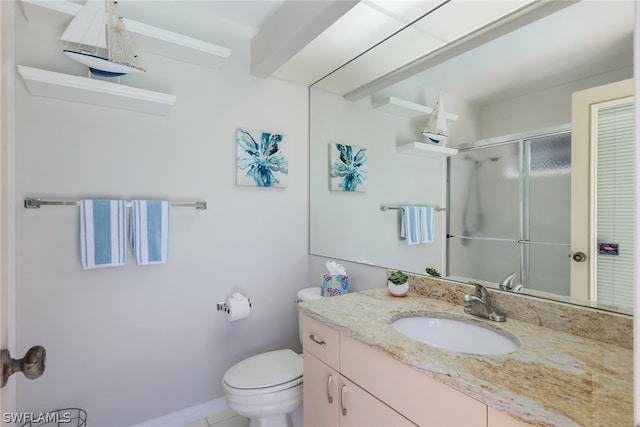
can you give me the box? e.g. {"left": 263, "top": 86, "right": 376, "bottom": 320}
{"left": 222, "top": 287, "right": 322, "bottom": 427}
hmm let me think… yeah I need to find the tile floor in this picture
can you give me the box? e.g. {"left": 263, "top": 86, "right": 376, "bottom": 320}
{"left": 182, "top": 410, "right": 249, "bottom": 427}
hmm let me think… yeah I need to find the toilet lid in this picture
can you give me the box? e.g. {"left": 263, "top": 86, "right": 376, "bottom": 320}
{"left": 223, "top": 349, "right": 303, "bottom": 389}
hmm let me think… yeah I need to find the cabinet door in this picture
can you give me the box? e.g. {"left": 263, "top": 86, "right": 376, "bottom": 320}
{"left": 340, "top": 376, "right": 416, "bottom": 427}
{"left": 340, "top": 334, "right": 486, "bottom": 426}
{"left": 304, "top": 350, "right": 340, "bottom": 427}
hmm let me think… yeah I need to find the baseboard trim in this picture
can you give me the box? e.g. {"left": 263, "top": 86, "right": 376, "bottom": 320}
{"left": 130, "top": 397, "right": 229, "bottom": 427}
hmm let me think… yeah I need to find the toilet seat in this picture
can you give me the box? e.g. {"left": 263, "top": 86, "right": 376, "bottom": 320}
{"left": 223, "top": 349, "right": 303, "bottom": 395}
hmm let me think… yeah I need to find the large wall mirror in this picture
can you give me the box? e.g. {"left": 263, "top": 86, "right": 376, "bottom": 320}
{"left": 309, "top": 1, "right": 635, "bottom": 314}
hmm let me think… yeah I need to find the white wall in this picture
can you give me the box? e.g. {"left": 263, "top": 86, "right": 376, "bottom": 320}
{"left": 13, "top": 11, "right": 308, "bottom": 426}
{"left": 309, "top": 89, "right": 448, "bottom": 277}
{"left": 480, "top": 66, "right": 633, "bottom": 139}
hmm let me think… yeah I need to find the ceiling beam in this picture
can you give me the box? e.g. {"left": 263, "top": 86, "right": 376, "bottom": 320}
{"left": 251, "top": 0, "right": 359, "bottom": 79}
{"left": 342, "top": 0, "right": 578, "bottom": 101}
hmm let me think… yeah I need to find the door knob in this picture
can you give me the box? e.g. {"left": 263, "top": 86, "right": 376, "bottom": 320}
{"left": 1, "top": 346, "right": 46, "bottom": 388}
{"left": 572, "top": 252, "right": 587, "bottom": 262}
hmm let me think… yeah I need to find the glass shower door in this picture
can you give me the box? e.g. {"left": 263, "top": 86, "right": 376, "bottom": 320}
{"left": 447, "top": 142, "right": 521, "bottom": 284}
{"left": 525, "top": 133, "right": 571, "bottom": 295}
{"left": 447, "top": 130, "right": 572, "bottom": 295}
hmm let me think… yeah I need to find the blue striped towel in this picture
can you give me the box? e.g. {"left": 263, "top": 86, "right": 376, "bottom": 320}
{"left": 80, "top": 200, "right": 126, "bottom": 269}
{"left": 130, "top": 200, "right": 170, "bottom": 265}
{"left": 400, "top": 206, "right": 434, "bottom": 245}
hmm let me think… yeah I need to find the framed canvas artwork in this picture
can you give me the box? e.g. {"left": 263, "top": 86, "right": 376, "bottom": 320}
{"left": 329, "top": 143, "right": 367, "bottom": 192}
{"left": 236, "top": 128, "right": 288, "bottom": 188}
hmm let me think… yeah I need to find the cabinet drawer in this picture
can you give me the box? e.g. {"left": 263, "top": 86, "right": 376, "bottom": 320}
{"left": 340, "top": 334, "right": 486, "bottom": 427}
{"left": 302, "top": 315, "right": 340, "bottom": 370}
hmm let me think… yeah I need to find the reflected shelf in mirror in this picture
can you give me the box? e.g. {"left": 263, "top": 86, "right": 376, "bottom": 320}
{"left": 397, "top": 142, "right": 458, "bottom": 158}
{"left": 373, "top": 96, "right": 459, "bottom": 121}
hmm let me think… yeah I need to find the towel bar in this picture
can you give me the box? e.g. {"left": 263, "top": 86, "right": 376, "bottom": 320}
{"left": 24, "top": 198, "right": 207, "bottom": 210}
{"left": 380, "top": 204, "right": 445, "bottom": 212}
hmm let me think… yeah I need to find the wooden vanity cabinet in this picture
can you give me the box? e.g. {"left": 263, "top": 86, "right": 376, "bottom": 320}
{"left": 302, "top": 316, "right": 415, "bottom": 426}
{"left": 339, "top": 375, "right": 417, "bottom": 427}
{"left": 302, "top": 315, "right": 533, "bottom": 427}
{"left": 302, "top": 315, "right": 340, "bottom": 370}
{"left": 340, "top": 333, "right": 484, "bottom": 427}
{"left": 303, "top": 351, "right": 416, "bottom": 427}
{"left": 302, "top": 315, "right": 340, "bottom": 426}
{"left": 303, "top": 350, "right": 340, "bottom": 427}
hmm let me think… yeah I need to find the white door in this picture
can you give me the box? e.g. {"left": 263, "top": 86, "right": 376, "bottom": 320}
{"left": 1, "top": 1, "right": 16, "bottom": 420}
{"left": 1, "top": 0, "right": 9, "bottom": 421}
{"left": 1, "top": 4, "right": 50, "bottom": 418}
{"left": 570, "top": 78, "right": 634, "bottom": 300}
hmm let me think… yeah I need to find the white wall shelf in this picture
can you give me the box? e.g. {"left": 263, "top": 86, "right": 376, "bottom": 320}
{"left": 20, "top": 0, "right": 232, "bottom": 69}
{"left": 18, "top": 65, "right": 176, "bottom": 115}
{"left": 397, "top": 142, "right": 458, "bottom": 159}
{"left": 373, "top": 96, "right": 459, "bottom": 121}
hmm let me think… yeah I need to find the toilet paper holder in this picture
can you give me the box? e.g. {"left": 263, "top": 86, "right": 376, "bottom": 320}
{"left": 217, "top": 296, "right": 252, "bottom": 313}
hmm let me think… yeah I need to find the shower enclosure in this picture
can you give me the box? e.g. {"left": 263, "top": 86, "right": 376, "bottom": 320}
{"left": 447, "top": 128, "right": 571, "bottom": 295}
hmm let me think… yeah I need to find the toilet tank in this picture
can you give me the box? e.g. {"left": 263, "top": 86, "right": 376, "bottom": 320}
{"left": 297, "top": 287, "right": 322, "bottom": 345}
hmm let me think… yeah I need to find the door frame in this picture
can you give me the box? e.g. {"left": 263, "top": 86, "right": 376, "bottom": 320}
{"left": 570, "top": 78, "right": 634, "bottom": 300}
{"left": 1, "top": 0, "right": 17, "bottom": 419}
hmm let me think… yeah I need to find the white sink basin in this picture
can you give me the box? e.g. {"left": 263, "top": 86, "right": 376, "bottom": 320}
{"left": 391, "top": 316, "right": 518, "bottom": 355}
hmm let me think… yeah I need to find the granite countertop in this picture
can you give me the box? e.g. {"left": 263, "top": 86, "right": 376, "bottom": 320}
{"left": 298, "top": 288, "right": 633, "bottom": 427}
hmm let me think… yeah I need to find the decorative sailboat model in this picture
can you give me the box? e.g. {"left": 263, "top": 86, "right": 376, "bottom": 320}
{"left": 422, "top": 94, "right": 448, "bottom": 145}
{"left": 60, "top": 0, "right": 145, "bottom": 78}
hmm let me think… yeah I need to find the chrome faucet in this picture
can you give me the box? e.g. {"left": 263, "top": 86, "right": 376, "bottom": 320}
{"left": 498, "top": 272, "right": 523, "bottom": 292}
{"left": 463, "top": 282, "right": 506, "bottom": 322}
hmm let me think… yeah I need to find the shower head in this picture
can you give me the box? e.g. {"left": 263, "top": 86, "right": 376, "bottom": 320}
{"left": 464, "top": 155, "right": 480, "bottom": 165}
{"left": 479, "top": 156, "right": 500, "bottom": 166}
{"left": 464, "top": 155, "right": 500, "bottom": 167}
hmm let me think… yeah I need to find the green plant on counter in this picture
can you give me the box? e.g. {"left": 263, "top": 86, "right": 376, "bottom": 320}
{"left": 387, "top": 270, "right": 408, "bottom": 285}
{"left": 425, "top": 267, "right": 440, "bottom": 277}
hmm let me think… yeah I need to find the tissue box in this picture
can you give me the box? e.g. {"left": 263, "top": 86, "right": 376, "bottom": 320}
{"left": 322, "top": 274, "right": 349, "bottom": 297}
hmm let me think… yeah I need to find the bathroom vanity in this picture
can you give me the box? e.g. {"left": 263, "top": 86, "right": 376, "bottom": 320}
{"left": 299, "top": 285, "right": 632, "bottom": 426}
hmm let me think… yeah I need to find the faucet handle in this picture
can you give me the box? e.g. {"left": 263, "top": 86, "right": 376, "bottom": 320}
{"left": 464, "top": 282, "right": 506, "bottom": 322}
{"left": 469, "top": 281, "right": 489, "bottom": 298}
{"left": 499, "top": 272, "right": 518, "bottom": 290}
{"left": 462, "top": 293, "right": 476, "bottom": 309}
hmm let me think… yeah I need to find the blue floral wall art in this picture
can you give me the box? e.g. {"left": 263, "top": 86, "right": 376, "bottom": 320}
{"left": 236, "top": 128, "right": 288, "bottom": 188}
{"left": 330, "top": 143, "right": 368, "bottom": 192}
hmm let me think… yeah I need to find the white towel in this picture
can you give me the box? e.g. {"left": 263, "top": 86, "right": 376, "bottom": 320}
{"left": 80, "top": 199, "right": 126, "bottom": 269}
{"left": 130, "top": 200, "right": 170, "bottom": 265}
{"left": 401, "top": 206, "right": 434, "bottom": 245}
